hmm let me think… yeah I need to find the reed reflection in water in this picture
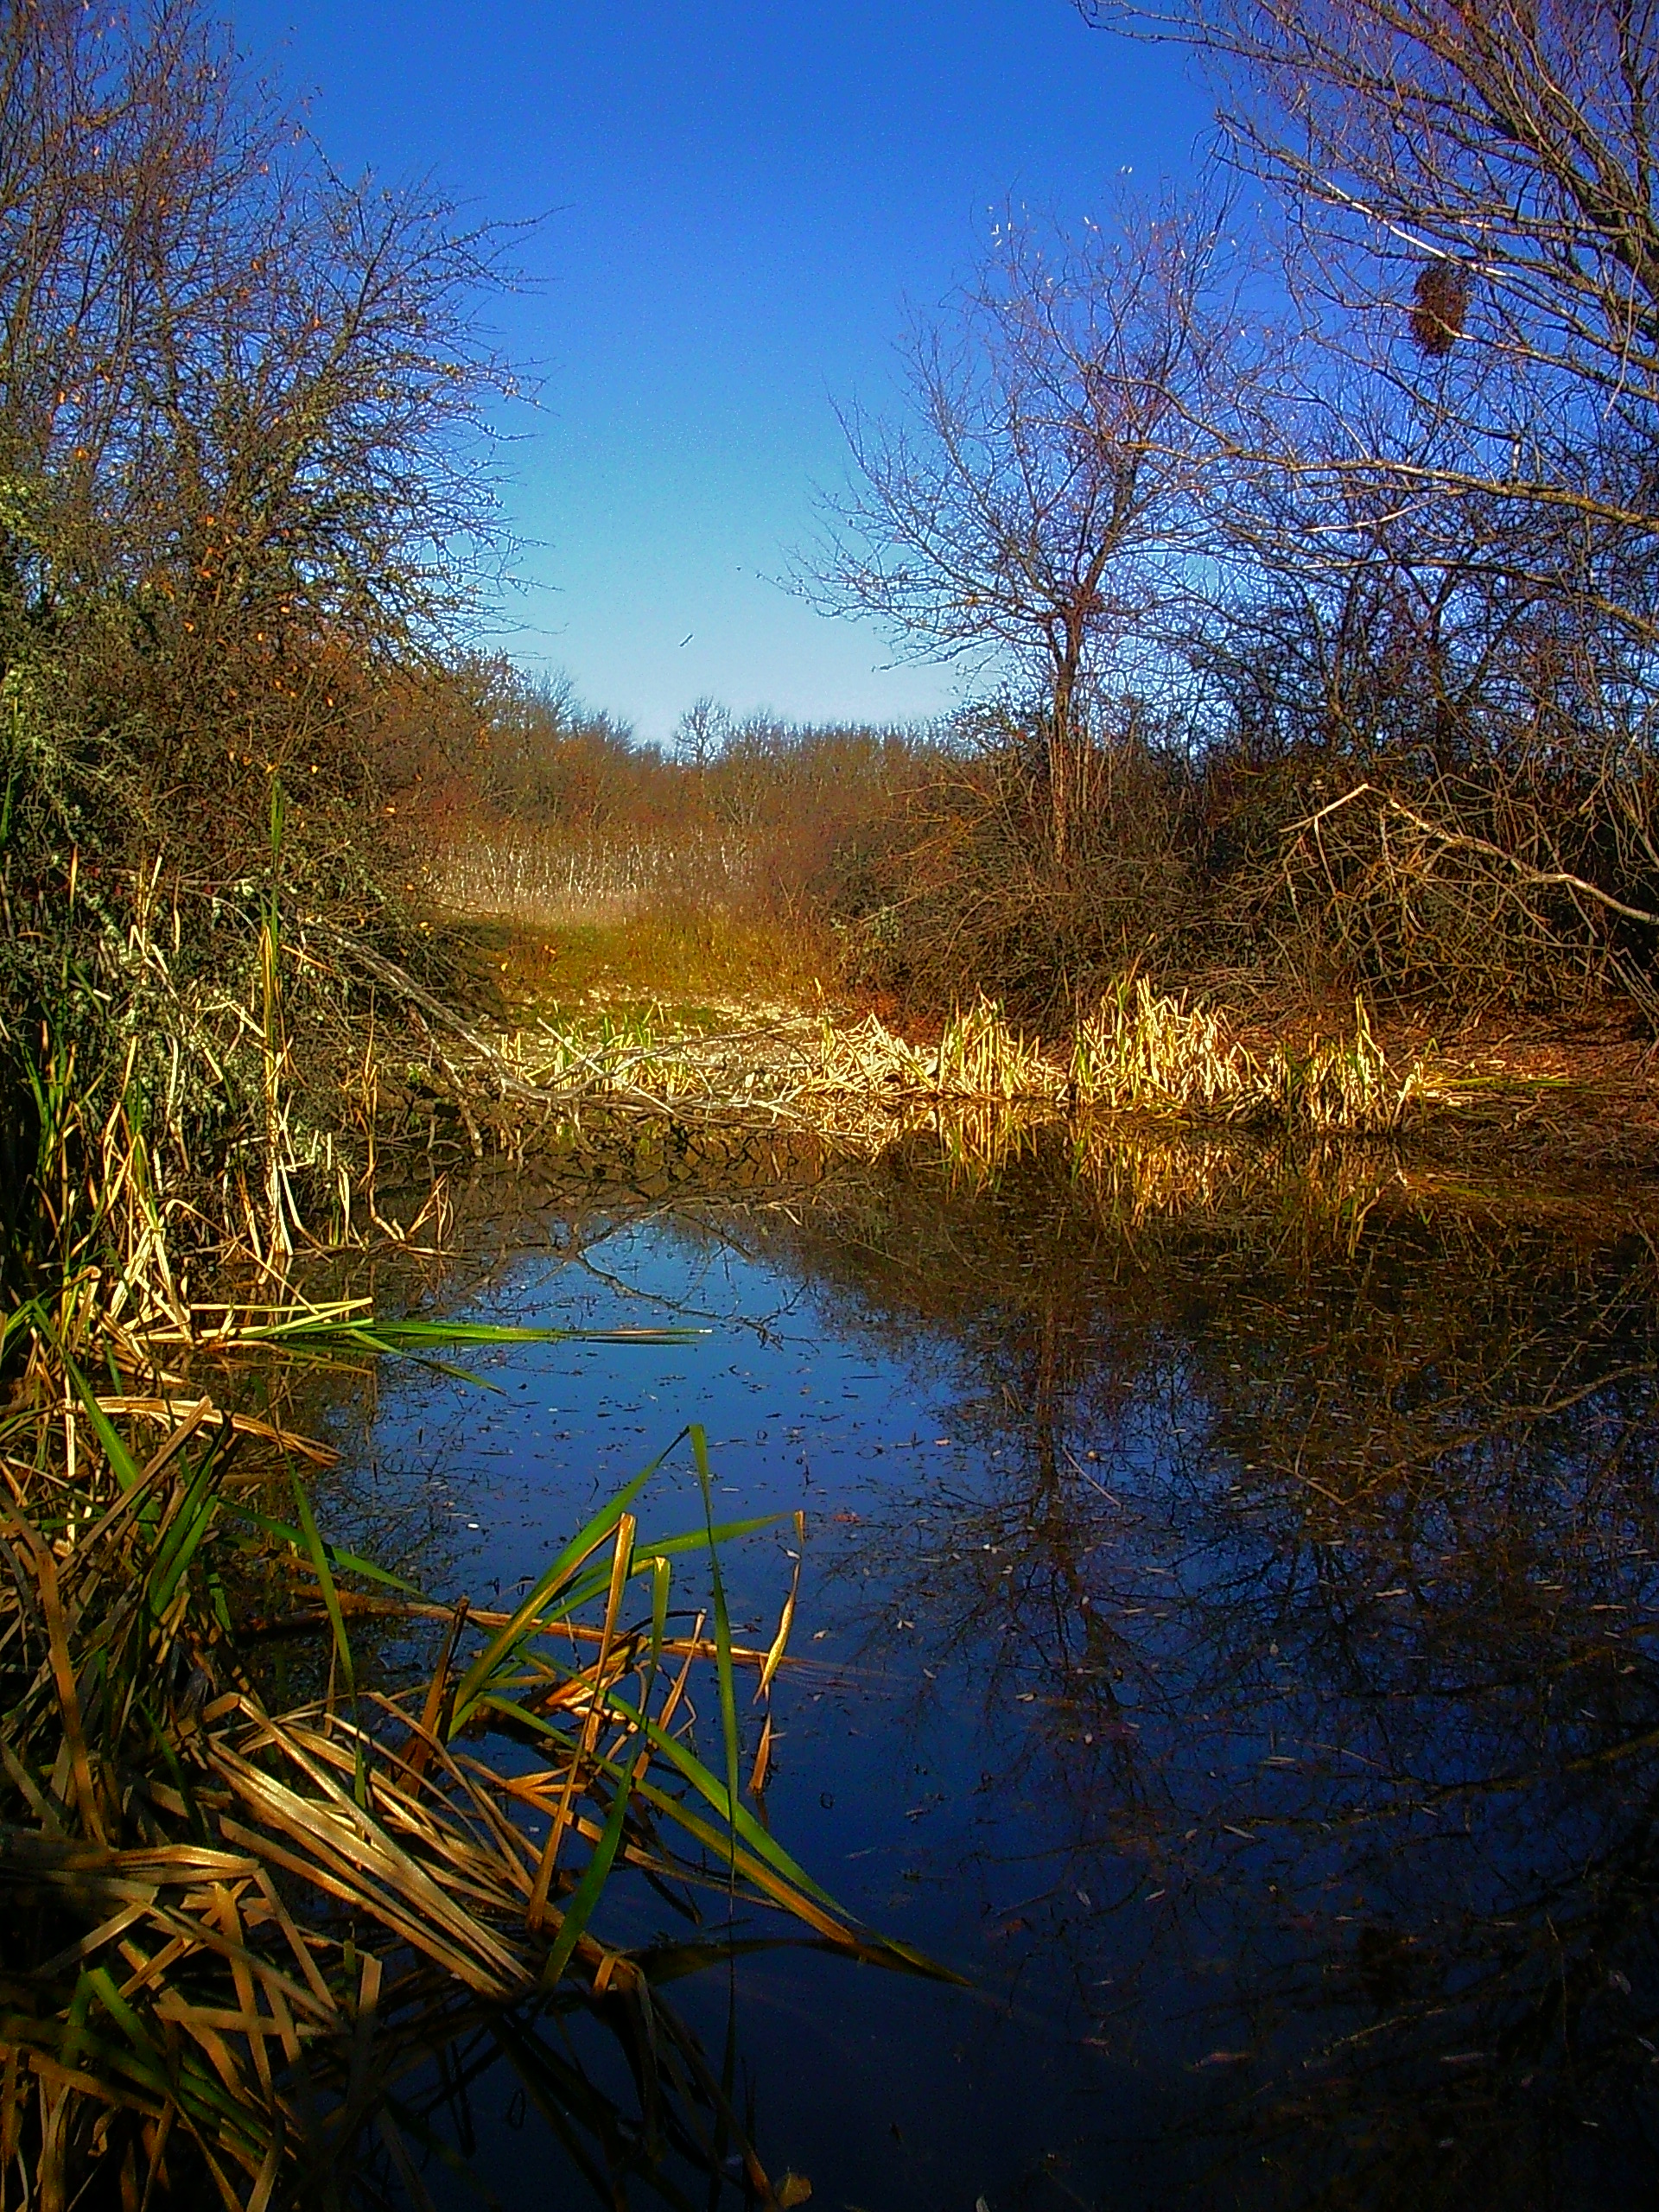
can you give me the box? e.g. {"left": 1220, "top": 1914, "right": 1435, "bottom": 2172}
{"left": 353, "top": 1122, "right": 1659, "bottom": 2209}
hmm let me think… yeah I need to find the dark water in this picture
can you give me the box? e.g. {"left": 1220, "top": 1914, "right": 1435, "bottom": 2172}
{"left": 331, "top": 1126, "right": 1659, "bottom": 2210}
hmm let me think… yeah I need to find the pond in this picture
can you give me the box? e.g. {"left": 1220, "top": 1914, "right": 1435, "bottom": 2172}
{"left": 327, "top": 1122, "right": 1659, "bottom": 2211}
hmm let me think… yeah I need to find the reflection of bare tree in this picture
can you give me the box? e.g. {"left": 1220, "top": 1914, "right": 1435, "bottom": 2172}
{"left": 721, "top": 1127, "right": 1659, "bottom": 2204}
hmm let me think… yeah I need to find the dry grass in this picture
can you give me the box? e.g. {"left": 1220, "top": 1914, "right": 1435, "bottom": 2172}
{"left": 431, "top": 830, "right": 751, "bottom": 930}
{"left": 439, "top": 976, "right": 1446, "bottom": 1148}
{"left": 1071, "top": 977, "right": 1249, "bottom": 1116}
{"left": 934, "top": 995, "right": 1063, "bottom": 1103}
{"left": 1071, "top": 979, "right": 1443, "bottom": 1135}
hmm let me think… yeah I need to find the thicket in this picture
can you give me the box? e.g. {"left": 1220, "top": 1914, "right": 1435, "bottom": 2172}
{"left": 780, "top": 3, "right": 1659, "bottom": 1028}
{"left": 0, "top": 0, "right": 512, "bottom": 1297}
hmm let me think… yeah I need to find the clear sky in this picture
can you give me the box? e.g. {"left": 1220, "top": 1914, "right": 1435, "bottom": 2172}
{"left": 226, "top": 2, "right": 1214, "bottom": 744}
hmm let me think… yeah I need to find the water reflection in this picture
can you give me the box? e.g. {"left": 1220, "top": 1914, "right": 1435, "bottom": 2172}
{"left": 353, "top": 1122, "right": 1659, "bottom": 2209}
{"left": 727, "top": 1131, "right": 1659, "bottom": 2206}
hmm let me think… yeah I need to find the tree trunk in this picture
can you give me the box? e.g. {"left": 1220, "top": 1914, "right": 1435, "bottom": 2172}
{"left": 1049, "top": 645, "right": 1084, "bottom": 866}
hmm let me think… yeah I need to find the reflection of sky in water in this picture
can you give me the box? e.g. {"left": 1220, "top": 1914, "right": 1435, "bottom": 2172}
{"left": 340, "top": 1176, "right": 1659, "bottom": 2212}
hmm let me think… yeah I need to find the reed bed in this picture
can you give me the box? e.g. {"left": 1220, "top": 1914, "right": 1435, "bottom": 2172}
{"left": 431, "top": 833, "right": 751, "bottom": 930}
{"left": 1069, "top": 978, "right": 1440, "bottom": 1133}
{"left": 462, "top": 982, "right": 1446, "bottom": 1145}
{"left": 0, "top": 1299, "right": 917, "bottom": 2210}
{"left": 34, "top": 868, "right": 1431, "bottom": 1188}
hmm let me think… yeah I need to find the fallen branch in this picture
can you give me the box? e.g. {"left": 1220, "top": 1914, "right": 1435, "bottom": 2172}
{"left": 1294, "top": 783, "right": 1659, "bottom": 931}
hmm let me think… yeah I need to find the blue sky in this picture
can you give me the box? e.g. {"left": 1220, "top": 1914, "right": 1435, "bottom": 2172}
{"left": 228, "top": 2, "right": 1214, "bottom": 743}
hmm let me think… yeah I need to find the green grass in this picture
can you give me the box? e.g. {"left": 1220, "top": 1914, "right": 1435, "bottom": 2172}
{"left": 445, "top": 909, "right": 836, "bottom": 1020}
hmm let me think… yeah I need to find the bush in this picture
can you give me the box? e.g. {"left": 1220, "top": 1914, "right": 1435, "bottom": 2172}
{"left": 0, "top": 0, "right": 514, "bottom": 1294}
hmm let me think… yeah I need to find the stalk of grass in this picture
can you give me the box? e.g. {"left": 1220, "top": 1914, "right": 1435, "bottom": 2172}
{"left": 1261, "top": 996, "right": 1435, "bottom": 1135}
{"left": 1071, "top": 976, "right": 1250, "bottom": 1115}
{"left": 934, "top": 994, "right": 1061, "bottom": 1102}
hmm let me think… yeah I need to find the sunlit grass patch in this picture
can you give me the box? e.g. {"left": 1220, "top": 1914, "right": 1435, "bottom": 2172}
{"left": 935, "top": 994, "right": 1063, "bottom": 1103}
{"left": 432, "top": 829, "right": 693, "bottom": 926}
{"left": 457, "top": 977, "right": 1449, "bottom": 1146}
{"left": 1071, "top": 976, "right": 1251, "bottom": 1116}
{"left": 1070, "top": 981, "right": 1445, "bottom": 1135}
{"left": 1261, "top": 997, "right": 1439, "bottom": 1135}
{"left": 448, "top": 906, "right": 836, "bottom": 1020}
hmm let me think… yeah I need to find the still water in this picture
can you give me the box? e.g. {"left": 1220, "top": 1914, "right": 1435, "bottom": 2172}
{"left": 331, "top": 1125, "right": 1659, "bottom": 2210}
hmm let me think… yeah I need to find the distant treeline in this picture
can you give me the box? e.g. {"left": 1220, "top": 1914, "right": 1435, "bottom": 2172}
{"left": 405, "top": 674, "right": 932, "bottom": 937}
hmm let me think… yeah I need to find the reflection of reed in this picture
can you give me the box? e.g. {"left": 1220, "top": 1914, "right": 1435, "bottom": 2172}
{"left": 1069, "top": 1121, "right": 1402, "bottom": 1245}
{"left": 428, "top": 1100, "right": 1630, "bottom": 1302}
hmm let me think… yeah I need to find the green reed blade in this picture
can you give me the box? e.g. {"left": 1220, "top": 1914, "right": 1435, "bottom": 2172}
{"left": 148, "top": 1447, "right": 226, "bottom": 1616}
{"left": 448, "top": 1449, "right": 677, "bottom": 1729}
{"left": 690, "top": 1427, "right": 741, "bottom": 1870}
{"left": 343, "top": 1318, "right": 703, "bottom": 1347}
{"left": 55, "top": 1347, "right": 143, "bottom": 1492}
{"left": 290, "top": 1475, "right": 354, "bottom": 1702}
{"left": 610, "top": 1700, "right": 841, "bottom": 1913}
{"left": 553, "top": 1514, "right": 782, "bottom": 1621}
{"left": 543, "top": 1766, "right": 635, "bottom": 1987}
{"left": 221, "top": 1501, "right": 421, "bottom": 1595}
{"left": 629, "top": 1936, "right": 787, "bottom": 1987}
{"left": 633, "top": 1516, "right": 782, "bottom": 1563}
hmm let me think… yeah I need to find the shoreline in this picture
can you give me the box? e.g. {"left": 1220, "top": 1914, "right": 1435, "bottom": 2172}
{"left": 416, "top": 913, "right": 1659, "bottom": 1190}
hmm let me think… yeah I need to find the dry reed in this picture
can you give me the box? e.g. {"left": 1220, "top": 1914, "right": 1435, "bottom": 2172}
{"left": 431, "top": 831, "right": 752, "bottom": 930}
{"left": 0, "top": 1304, "right": 919, "bottom": 2210}
{"left": 460, "top": 982, "right": 1444, "bottom": 1146}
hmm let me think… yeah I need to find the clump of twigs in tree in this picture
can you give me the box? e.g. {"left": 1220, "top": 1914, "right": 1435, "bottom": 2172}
{"left": 1408, "top": 260, "right": 1471, "bottom": 356}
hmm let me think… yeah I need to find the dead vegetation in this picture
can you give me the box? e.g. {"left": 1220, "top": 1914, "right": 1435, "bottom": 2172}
{"left": 429, "top": 976, "right": 1452, "bottom": 1146}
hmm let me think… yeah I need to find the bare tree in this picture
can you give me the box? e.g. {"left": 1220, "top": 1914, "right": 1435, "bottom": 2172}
{"left": 1076, "top": 0, "right": 1659, "bottom": 990}
{"left": 1087, "top": 5, "right": 1659, "bottom": 391}
{"left": 798, "top": 196, "right": 1243, "bottom": 859}
{"left": 0, "top": 0, "right": 520, "bottom": 879}
{"left": 1084, "top": 3, "right": 1659, "bottom": 648}
{"left": 0, "top": 0, "right": 532, "bottom": 1271}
